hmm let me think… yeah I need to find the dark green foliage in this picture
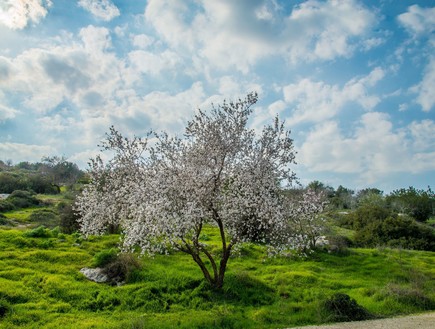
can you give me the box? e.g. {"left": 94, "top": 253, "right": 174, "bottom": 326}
{"left": 387, "top": 187, "right": 435, "bottom": 222}
{"left": 0, "top": 199, "right": 15, "bottom": 212}
{"left": 92, "top": 248, "right": 118, "bottom": 268}
{"left": 28, "top": 209, "right": 58, "bottom": 224}
{"left": 326, "top": 235, "right": 353, "bottom": 254}
{"left": 341, "top": 204, "right": 391, "bottom": 230}
{"left": 92, "top": 249, "right": 142, "bottom": 284}
{"left": 319, "top": 293, "right": 373, "bottom": 322}
{"left": 23, "top": 226, "right": 52, "bottom": 238}
{"left": 0, "top": 172, "right": 26, "bottom": 193}
{"left": 0, "top": 299, "right": 12, "bottom": 318}
{"left": 354, "top": 215, "right": 435, "bottom": 251}
{"left": 103, "top": 253, "right": 142, "bottom": 284}
{"left": 57, "top": 201, "right": 81, "bottom": 233}
{"left": 40, "top": 156, "right": 84, "bottom": 192}
{"left": 7, "top": 190, "right": 40, "bottom": 209}
{"left": 25, "top": 174, "right": 59, "bottom": 194}
{"left": 0, "top": 171, "right": 58, "bottom": 194}
{"left": 330, "top": 185, "right": 354, "bottom": 209}
{"left": 0, "top": 213, "right": 9, "bottom": 225}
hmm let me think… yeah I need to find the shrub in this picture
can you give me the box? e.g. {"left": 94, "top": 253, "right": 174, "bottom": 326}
{"left": 92, "top": 249, "right": 118, "bottom": 268}
{"left": 0, "top": 172, "right": 25, "bottom": 193}
{"left": 92, "top": 249, "right": 141, "bottom": 284}
{"left": 57, "top": 201, "right": 80, "bottom": 233}
{"left": 0, "top": 299, "right": 11, "bottom": 318}
{"left": 23, "top": 226, "right": 52, "bottom": 238}
{"left": 386, "top": 284, "right": 434, "bottom": 310}
{"left": 0, "top": 200, "right": 15, "bottom": 212}
{"left": 8, "top": 190, "right": 40, "bottom": 209}
{"left": 354, "top": 215, "right": 435, "bottom": 251}
{"left": 342, "top": 204, "right": 390, "bottom": 230}
{"left": 29, "top": 209, "right": 58, "bottom": 225}
{"left": 0, "top": 213, "right": 10, "bottom": 225}
{"left": 319, "top": 293, "right": 373, "bottom": 323}
{"left": 103, "top": 253, "right": 141, "bottom": 284}
{"left": 326, "top": 235, "right": 352, "bottom": 254}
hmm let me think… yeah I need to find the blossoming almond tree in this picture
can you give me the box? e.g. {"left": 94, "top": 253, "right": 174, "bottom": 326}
{"left": 76, "top": 92, "right": 305, "bottom": 289}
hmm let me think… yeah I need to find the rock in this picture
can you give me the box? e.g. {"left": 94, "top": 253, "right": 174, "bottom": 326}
{"left": 80, "top": 267, "right": 109, "bottom": 283}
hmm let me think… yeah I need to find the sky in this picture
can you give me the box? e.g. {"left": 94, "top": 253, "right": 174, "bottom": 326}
{"left": 0, "top": 0, "right": 434, "bottom": 193}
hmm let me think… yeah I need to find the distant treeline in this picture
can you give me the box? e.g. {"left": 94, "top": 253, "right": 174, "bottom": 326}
{"left": 0, "top": 157, "right": 85, "bottom": 194}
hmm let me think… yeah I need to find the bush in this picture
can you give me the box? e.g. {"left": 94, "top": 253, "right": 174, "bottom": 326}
{"left": 0, "top": 200, "right": 15, "bottom": 212}
{"left": 7, "top": 190, "right": 40, "bottom": 209}
{"left": 29, "top": 209, "right": 58, "bottom": 225}
{"left": 23, "top": 226, "right": 52, "bottom": 238}
{"left": 92, "top": 249, "right": 141, "bottom": 284}
{"left": 0, "top": 214, "right": 10, "bottom": 226}
{"left": 386, "top": 284, "right": 434, "bottom": 310}
{"left": 0, "top": 299, "right": 11, "bottom": 318}
{"left": 57, "top": 201, "right": 80, "bottom": 233}
{"left": 341, "top": 204, "right": 390, "bottom": 230}
{"left": 354, "top": 215, "right": 435, "bottom": 251}
{"left": 103, "top": 253, "right": 141, "bottom": 284}
{"left": 319, "top": 293, "right": 373, "bottom": 322}
{"left": 326, "top": 235, "right": 352, "bottom": 254}
{"left": 0, "top": 172, "right": 25, "bottom": 193}
{"left": 92, "top": 249, "right": 118, "bottom": 268}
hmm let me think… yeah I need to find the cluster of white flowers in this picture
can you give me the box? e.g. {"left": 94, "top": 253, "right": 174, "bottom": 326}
{"left": 75, "top": 92, "right": 324, "bottom": 288}
{"left": 286, "top": 188, "right": 329, "bottom": 252}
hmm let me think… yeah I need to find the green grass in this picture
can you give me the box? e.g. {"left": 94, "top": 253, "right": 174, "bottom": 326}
{"left": 0, "top": 228, "right": 433, "bottom": 329}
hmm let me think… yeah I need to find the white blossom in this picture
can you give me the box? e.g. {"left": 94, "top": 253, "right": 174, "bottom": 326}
{"left": 75, "top": 92, "right": 323, "bottom": 288}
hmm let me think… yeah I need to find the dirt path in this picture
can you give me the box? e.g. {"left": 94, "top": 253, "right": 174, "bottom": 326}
{"left": 289, "top": 312, "right": 435, "bottom": 329}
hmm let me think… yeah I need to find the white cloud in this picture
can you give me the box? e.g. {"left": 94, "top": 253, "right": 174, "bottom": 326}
{"left": 79, "top": 25, "right": 112, "bottom": 53}
{"left": 0, "top": 103, "right": 18, "bottom": 121}
{"left": 128, "top": 50, "right": 180, "bottom": 76}
{"left": 0, "top": 0, "right": 52, "bottom": 30}
{"left": 411, "top": 56, "right": 435, "bottom": 112}
{"left": 0, "top": 142, "right": 54, "bottom": 163}
{"left": 78, "top": 0, "right": 120, "bottom": 21}
{"left": 132, "top": 34, "right": 154, "bottom": 49}
{"left": 408, "top": 119, "right": 435, "bottom": 151}
{"left": 144, "top": 0, "right": 377, "bottom": 72}
{"left": 398, "top": 5, "right": 435, "bottom": 36}
{"left": 398, "top": 6, "right": 435, "bottom": 112}
{"left": 140, "top": 82, "right": 206, "bottom": 131}
{"left": 282, "top": 67, "right": 384, "bottom": 125}
{"left": 298, "top": 114, "right": 435, "bottom": 183}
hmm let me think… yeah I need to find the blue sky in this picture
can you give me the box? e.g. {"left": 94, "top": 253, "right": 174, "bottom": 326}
{"left": 0, "top": 0, "right": 434, "bottom": 193}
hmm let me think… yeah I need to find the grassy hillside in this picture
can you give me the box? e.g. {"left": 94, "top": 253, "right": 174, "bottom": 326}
{"left": 0, "top": 226, "right": 433, "bottom": 329}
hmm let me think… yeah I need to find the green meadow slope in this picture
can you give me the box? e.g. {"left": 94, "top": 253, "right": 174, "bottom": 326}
{"left": 0, "top": 227, "right": 433, "bottom": 329}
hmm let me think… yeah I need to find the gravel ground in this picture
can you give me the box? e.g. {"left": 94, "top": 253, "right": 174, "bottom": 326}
{"left": 289, "top": 312, "right": 435, "bottom": 329}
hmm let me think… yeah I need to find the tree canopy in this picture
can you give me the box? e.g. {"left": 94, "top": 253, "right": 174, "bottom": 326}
{"left": 76, "top": 93, "right": 315, "bottom": 288}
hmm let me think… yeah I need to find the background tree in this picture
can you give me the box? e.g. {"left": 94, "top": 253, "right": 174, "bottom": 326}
{"left": 386, "top": 187, "right": 434, "bottom": 222}
{"left": 330, "top": 185, "right": 354, "bottom": 209}
{"left": 287, "top": 188, "right": 328, "bottom": 252}
{"left": 76, "top": 93, "right": 309, "bottom": 289}
{"left": 40, "top": 156, "right": 83, "bottom": 193}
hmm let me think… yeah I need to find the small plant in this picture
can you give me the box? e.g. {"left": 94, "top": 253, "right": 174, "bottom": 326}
{"left": 92, "top": 248, "right": 118, "bottom": 268}
{"left": 0, "top": 213, "right": 10, "bottom": 225}
{"left": 29, "top": 209, "right": 58, "bottom": 226}
{"left": 0, "top": 299, "right": 11, "bottom": 318}
{"left": 23, "top": 226, "right": 52, "bottom": 238}
{"left": 326, "top": 235, "right": 352, "bottom": 254}
{"left": 103, "top": 253, "right": 141, "bottom": 284}
{"left": 92, "top": 249, "right": 141, "bottom": 284}
{"left": 319, "top": 293, "right": 374, "bottom": 323}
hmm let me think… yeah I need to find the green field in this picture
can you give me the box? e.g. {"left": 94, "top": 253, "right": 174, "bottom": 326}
{"left": 0, "top": 227, "right": 433, "bottom": 329}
